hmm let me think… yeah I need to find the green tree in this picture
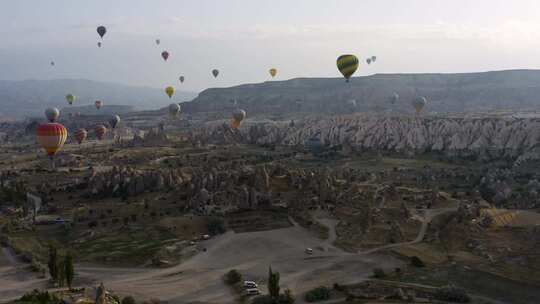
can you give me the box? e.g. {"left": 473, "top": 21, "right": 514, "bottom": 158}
{"left": 57, "top": 259, "right": 66, "bottom": 287}
{"left": 268, "top": 267, "right": 281, "bottom": 303}
{"left": 47, "top": 245, "right": 58, "bottom": 282}
{"left": 224, "top": 269, "right": 242, "bottom": 285}
{"left": 65, "top": 252, "right": 75, "bottom": 289}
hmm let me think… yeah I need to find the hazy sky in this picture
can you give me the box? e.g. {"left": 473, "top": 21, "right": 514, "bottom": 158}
{"left": 1, "top": 0, "right": 540, "bottom": 92}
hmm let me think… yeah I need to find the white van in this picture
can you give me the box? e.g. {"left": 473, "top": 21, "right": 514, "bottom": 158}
{"left": 245, "top": 288, "right": 260, "bottom": 296}
{"left": 305, "top": 248, "right": 313, "bottom": 254}
{"left": 244, "top": 281, "right": 258, "bottom": 289}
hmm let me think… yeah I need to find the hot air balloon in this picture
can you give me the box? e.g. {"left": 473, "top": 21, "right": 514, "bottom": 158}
{"left": 95, "top": 100, "right": 103, "bottom": 109}
{"left": 50, "top": 61, "right": 55, "bottom": 66}
{"left": 412, "top": 96, "right": 427, "bottom": 115}
{"left": 109, "top": 115, "right": 120, "bottom": 129}
{"left": 97, "top": 42, "right": 102, "bottom": 48}
{"left": 165, "top": 86, "right": 175, "bottom": 98}
{"left": 371, "top": 56, "right": 377, "bottom": 62}
{"left": 231, "top": 109, "right": 246, "bottom": 129}
{"left": 336, "top": 55, "right": 359, "bottom": 82}
{"left": 45, "top": 107, "right": 60, "bottom": 123}
{"left": 366, "top": 58, "right": 372, "bottom": 65}
{"left": 156, "top": 39, "right": 160, "bottom": 45}
{"left": 212, "top": 69, "right": 219, "bottom": 78}
{"left": 179, "top": 76, "right": 185, "bottom": 83}
{"left": 161, "top": 51, "right": 169, "bottom": 61}
{"left": 36, "top": 123, "right": 67, "bottom": 161}
{"left": 269, "top": 68, "right": 277, "bottom": 78}
{"left": 66, "top": 94, "right": 75, "bottom": 105}
{"left": 97, "top": 26, "right": 106, "bottom": 39}
{"left": 169, "top": 103, "right": 181, "bottom": 117}
{"left": 74, "top": 128, "right": 87, "bottom": 145}
{"left": 390, "top": 92, "right": 399, "bottom": 104}
{"left": 95, "top": 125, "right": 107, "bottom": 140}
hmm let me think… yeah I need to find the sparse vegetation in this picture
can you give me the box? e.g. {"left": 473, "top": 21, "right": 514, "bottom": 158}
{"left": 435, "top": 285, "right": 471, "bottom": 303}
{"left": 304, "top": 286, "right": 330, "bottom": 302}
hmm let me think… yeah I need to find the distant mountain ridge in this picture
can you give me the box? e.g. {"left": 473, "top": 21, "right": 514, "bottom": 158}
{"left": 183, "top": 69, "right": 540, "bottom": 116}
{"left": 0, "top": 79, "right": 196, "bottom": 118}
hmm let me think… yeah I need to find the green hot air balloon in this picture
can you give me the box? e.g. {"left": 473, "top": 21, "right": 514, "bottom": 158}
{"left": 66, "top": 94, "right": 76, "bottom": 105}
{"left": 336, "top": 54, "right": 359, "bottom": 82}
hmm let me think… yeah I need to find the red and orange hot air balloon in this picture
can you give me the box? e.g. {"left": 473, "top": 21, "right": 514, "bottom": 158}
{"left": 95, "top": 124, "right": 107, "bottom": 140}
{"left": 36, "top": 123, "right": 68, "bottom": 168}
{"left": 75, "top": 128, "right": 88, "bottom": 145}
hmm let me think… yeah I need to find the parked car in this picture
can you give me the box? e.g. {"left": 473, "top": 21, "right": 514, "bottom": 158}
{"left": 244, "top": 288, "right": 260, "bottom": 296}
{"left": 305, "top": 248, "right": 313, "bottom": 254}
{"left": 243, "top": 281, "right": 258, "bottom": 289}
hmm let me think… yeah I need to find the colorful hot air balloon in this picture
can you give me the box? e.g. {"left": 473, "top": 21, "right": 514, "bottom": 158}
{"left": 169, "top": 103, "right": 181, "bottom": 117}
{"left": 95, "top": 100, "right": 103, "bottom": 109}
{"left": 97, "top": 26, "right": 107, "bottom": 39}
{"left": 412, "top": 96, "right": 427, "bottom": 115}
{"left": 97, "top": 42, "right": 102, "bottom": 48}
{"left": 165, "top": 86, "right": 175, "bottom": 98}
{"left": 231, "top": 109, "right": 246, "bottom": 129}
{"left": 45, "top": 107, "right": 60, "bottom": 123}
{"left": 161, "top": 51, "right": 169, "bottom": 61}
{"left": 156, "top": 39, "right": 160, "bottom": 45}
{"left": 212, "top": 69, "right": 219, "bottom": 78}
{"left": 95, "top": 125, "right": 107, "bottom": 140}
{"left": 336, "top": 55, "right": 359, "bottom": 82}
{"left": 179, "top": 76, "right": 185, "bottom": 83}
{"left": 36, "top": 123, "right": 67, "bottom": 157}
{"left": 366, "top": 58, "right": 372, "bottom": 65}
{"left": 66, "top": 94, "right": 75, "bottom": 105}
{"left": 74, "top": 128, "right": 87, "bottom": 145}
{"left": 109, "top": 115, "right": 120, "bottom": 129}
{"left": 269, "top": 68, "right": 277, "bottom": 78}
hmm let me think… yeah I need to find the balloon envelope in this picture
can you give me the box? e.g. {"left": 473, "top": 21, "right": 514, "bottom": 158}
{"left": 212, "top": 69, "right": 219, "bottom": 78}
{"left": 366, "top": 58, "right": 372, "bottom": 65}
{"left": 231, "top": 109, "right": 246, "bottom": 129}
{"left": 165, "top": 86, "right": 175, "bottom": 98}
{"left": 95, "top": 100, "right": 103, "bottom": 109}
{"left": 412, "top": 96, "right": 427, "bottom": 114}
{"left": 179, "top": 76, "right": 185, "bottom": 83}
{"left": 169, "top": 103, "right": 181, "bottom": 117}
{"left": 36, "top": 123, "right": 67, "bottom": 156}
{"left": 97, "top": 26, "right": 106, "bottom": 38}
{"left": 75, "top": 128, "right": 87, "bottom": 145}
{"left": 109, "top": 115, "right": 120, "bottom": 129}
{"left": 66, "top": 94, "right": 75, "bottom": 105}
{"left": 45, "top": 107, "right": 60, "bottom": 123}
{"left": 156, "top": 39, "right": 160, "bottom": 45}
{"left": 336, "top": 55, "right": 359, "bottom": 81}
{"left": 161, "top": 51, "right": 169, "bottom": 61}
{"left": 95, "top": 125, "right": 107, "bottom": 140}
{"left": 269, "top": 68, "right": 277, "bottom": 78}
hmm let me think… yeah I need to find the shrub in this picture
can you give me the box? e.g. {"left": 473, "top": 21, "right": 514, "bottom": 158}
{"left": 435, "top": 285, "right": 471, "bottom": 303}
{"left": 208, "top": 217, "right": 226, "bottom": 235}
{"left": 372, "top": 268, "right": 386, "bottom": 278}
{"left": 121, "top": 296, "right": 136, "bottom": 304}
{"left": 304, "top": 286, "right": 331, "bottom": 302}
{"left": 224, "top": 269, "right": 242, "bottom": 285}
{"left": 411, "top": 256, "right": 425, "bottom": 268}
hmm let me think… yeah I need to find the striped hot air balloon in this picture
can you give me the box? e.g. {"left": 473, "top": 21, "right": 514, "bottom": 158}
{"left": 36, "top": 123, "right": 67, "bottom": 157}
{"left": 336, "top": 54, "right": 359, "bottom": 82}
{"left": 74, "top": 128, "right": 87, "bottom": 145}
{"left": 95, "top": 124, "right": 107, "bottom": 140}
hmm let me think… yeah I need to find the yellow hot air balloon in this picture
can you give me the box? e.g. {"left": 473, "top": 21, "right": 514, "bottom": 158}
{"left": 269, "top": 68, "right": 277, "bottom": 78}
{"left": 66, "top": 94, "right": 76, "bottom": 105}
{"left": 165, "top": 86, "right": 175, "bottom": 98}
{"left": 336, "top": 54, "right": 359, "bottom": 82}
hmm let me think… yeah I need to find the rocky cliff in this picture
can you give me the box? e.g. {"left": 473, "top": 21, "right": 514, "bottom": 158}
{"left": 192, "top": 115, "right": 540, "bottom": 162}
{"left": 183, "top": 70, "right": 540, "bottom": 116}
